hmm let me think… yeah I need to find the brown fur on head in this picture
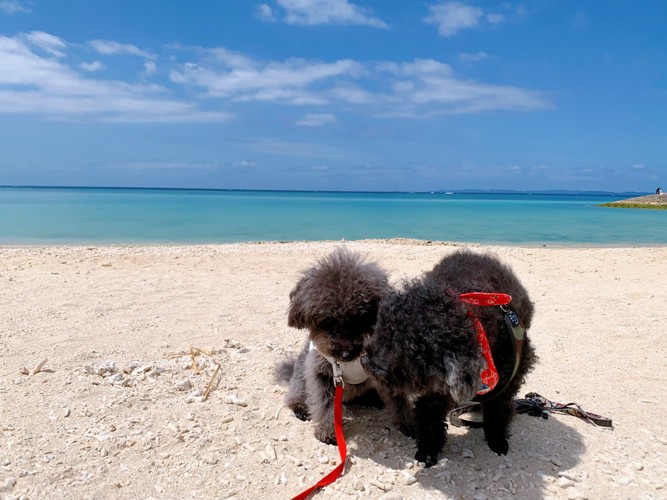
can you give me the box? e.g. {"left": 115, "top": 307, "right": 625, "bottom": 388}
{"left": 277, "top": 247, "right": 391, "bottom": 444}
{"left": 288, "top": 247, "right": 391, "bottom": 362}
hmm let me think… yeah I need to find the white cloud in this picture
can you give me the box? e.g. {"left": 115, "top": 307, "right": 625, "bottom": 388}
{"left": 486, "top": 13, "right": 505, "bottom": 25}
{"left": 630, "top": 163, "right": 646, "bottom": 170}
{"left": 0, "top": 32, "right": 551, "bottom": 124}
{"left": 247, "top": 138, "right": 347, "bottom": 158}
{"left": 0, "top": 0, "right": 29, "bottom": 14}
{"left": 172, "top": 48, "right": 549, "bottom": 115}
{"left": 234, "top": 88, "right": 329, "bottom": 105}
{"left": 380, "top": 58, "right": 454, "bottom": 77}
{"left": 80, "top": 61, "right": 104, "bottom": 72}
{"left": 296, "top": 112, "right": 336, "bottom": 126}
{"left": 22, "top": 31, "right": 67, "bottom": 58}
{"left": 256, "top": 3, "right": 276, "bottom": 21}
{"left": 378, "top": 58, "right": 550, "bottom": 115}
{"left": 143, "top": 61, "right": 157, "bottom": 76}
{"left": 0, "top": 34, "right": 232, "bottom": 123}
{"left": 90, "top": 40, "right": 155, "bottom": 60}
{"left": 208, "top": 47, "right": 256, "bottom": 68}
{"left": 107, "top": 161, "right": 221, "bottom": 170}
{"left": 424, "top": 2, "right": 510, "bottom": 36}
{"left": 329, "top": 84, "right": 375, "bottom": 104}
{"left": 424, "top": 2, "right": 483, "bottom": 37}
{"left": 459, "top": 51, "right": 488, "bottom": 62}
{"left": 171, "top": 56, "right": 364, "bottom": 104}
{"left": 261, "top": 0, "right": 388, "bottom": 28}
{"left": 530, "top": 164, "right": 551, "bottom": 173}
{"left": 235, "top": 160, "right": 256, "bottom": 168}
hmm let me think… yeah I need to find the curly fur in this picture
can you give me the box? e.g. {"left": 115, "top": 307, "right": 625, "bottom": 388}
{"left": 276, "top": 247, "right": 391, "bottom": 444}
{"left": 362, "top": 250, "right": 537, "bottom": 466}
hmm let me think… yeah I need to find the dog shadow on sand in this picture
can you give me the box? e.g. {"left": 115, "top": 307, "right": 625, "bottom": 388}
{"left": 341, "top": 403, "right": 585, "bottom": 499}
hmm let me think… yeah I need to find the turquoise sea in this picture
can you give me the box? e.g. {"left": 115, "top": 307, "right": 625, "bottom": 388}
{"left": 0, "top": 187, "right": 665, "bottom": 245}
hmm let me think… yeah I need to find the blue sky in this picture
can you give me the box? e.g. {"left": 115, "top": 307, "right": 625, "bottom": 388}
{"left": 0, "top": 1, "right": 665, "bottom": 192}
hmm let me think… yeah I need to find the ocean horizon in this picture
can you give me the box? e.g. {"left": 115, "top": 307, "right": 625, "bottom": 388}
{"left": 1, "top": 186, "right": 665, "bottom": 245}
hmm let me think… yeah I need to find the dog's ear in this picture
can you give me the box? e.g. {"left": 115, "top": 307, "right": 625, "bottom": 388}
{"left": 443, "top": 354, "right": 484, "bottom": 402}
{"left": 287, "top": 278, "right": 308, "bottom": 328}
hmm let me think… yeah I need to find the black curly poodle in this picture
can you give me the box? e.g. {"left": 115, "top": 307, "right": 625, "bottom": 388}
{"left": 362, "top": 250, "right": 537, "bottom": 466}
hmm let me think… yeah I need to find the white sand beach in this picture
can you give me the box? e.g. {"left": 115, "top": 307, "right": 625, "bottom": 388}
{"left": 1, "top": 240, "right": 666, "bottom": 500}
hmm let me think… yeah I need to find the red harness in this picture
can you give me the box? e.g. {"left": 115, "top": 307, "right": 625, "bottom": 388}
{"left": 458, "top": 292, "right": 512, "bottom": 396}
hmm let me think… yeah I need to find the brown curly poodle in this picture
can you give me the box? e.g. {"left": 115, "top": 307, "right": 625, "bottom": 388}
{"left": 276, "top": 247, "right": 391, "bottom": 444}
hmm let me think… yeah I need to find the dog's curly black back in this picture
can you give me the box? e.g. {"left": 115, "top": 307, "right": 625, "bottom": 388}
{"left": 424, "top": 250, "right": 537, "bottom": 396}
{"left": 425, "top": 250, "right": 534, "bottom": 330}
{"left": 366, "top": 279, "right": 483, "bottom": 400}
{"left": 364, "top": 249, "right": 538, "bottom": 464}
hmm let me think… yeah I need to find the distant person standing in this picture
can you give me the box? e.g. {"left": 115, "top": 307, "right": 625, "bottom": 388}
{"left": 657, "top": 187, "right": 664, "bottom": 195}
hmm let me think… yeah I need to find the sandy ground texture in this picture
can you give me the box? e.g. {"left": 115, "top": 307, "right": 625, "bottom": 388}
{"left": 1, "top": 240, "right": 666, "bottom": 500}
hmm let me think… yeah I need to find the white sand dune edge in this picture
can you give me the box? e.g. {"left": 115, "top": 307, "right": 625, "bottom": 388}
{"left": 1, "top": 241, "right": 665, "bottom": 500}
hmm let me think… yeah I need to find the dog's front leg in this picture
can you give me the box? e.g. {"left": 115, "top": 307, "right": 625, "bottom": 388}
{"left": 285, "top": 346, "right": 311, "bottom": 421}
{"left": 307, "top": 371, "right": 337, "bottom": 445}
{"left": 389, "top": 394, "right": 416, "bottom": 438}
{"left": 414, "top": 393, "right": 451, "bottom": 467}
{"left": 481, "top": 396, "right": 513, "bottom": 455}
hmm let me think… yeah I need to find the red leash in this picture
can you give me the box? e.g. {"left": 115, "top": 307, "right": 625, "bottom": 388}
{"left": 291, "top": 385, "right": 347, "bottom": 500}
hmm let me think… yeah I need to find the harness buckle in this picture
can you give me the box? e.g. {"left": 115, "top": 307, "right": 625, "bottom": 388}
{"left": 505, "top": 308, "right": 520, "bottom": 328}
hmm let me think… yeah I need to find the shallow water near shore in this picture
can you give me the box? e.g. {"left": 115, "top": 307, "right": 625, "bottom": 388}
{"left": 1, "top": 186, "right": 665, "bottom": 245}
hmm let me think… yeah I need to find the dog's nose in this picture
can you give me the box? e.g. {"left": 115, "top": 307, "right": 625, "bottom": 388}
{"left": 340, "top": 351, "right": 353, "bottom": 361}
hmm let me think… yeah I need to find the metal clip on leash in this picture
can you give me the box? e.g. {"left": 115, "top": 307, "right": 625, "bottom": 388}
{"left": 332, "top": 361, "right": 345, "bottom": 388}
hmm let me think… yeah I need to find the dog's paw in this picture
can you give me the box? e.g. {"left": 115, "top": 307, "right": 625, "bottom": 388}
{"left": 290, "top": 404, "right": 310, "bottom": 421}
{"left": 486, "top": 434, "right": 509, "bottom": 455}
{"left": 314, "top": 426, "right": 337, "bottom": 446}
{"left": 415, "top": 448, "right": 439, "bottom": 468}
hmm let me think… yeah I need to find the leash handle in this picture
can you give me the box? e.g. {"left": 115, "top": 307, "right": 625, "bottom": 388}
{"left": 520, "top": 392, "right": 613, "bottom": 428}
{"left": 291, "top": 385, "right": 347, "bottom": 500}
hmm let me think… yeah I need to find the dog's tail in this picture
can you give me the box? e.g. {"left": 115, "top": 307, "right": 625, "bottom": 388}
{"left": 274, "top": 357, "right": 295, "bottom": 384}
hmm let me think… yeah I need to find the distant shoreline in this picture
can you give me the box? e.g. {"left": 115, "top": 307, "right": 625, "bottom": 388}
{"left": 1, "top": 239, "right": 666, "bottom": 251}
{"left": 600, "top": 194, "right": 667, "bottom": 210}
{"left": 0, "top": 184, "right": 650, "bottom": 198}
